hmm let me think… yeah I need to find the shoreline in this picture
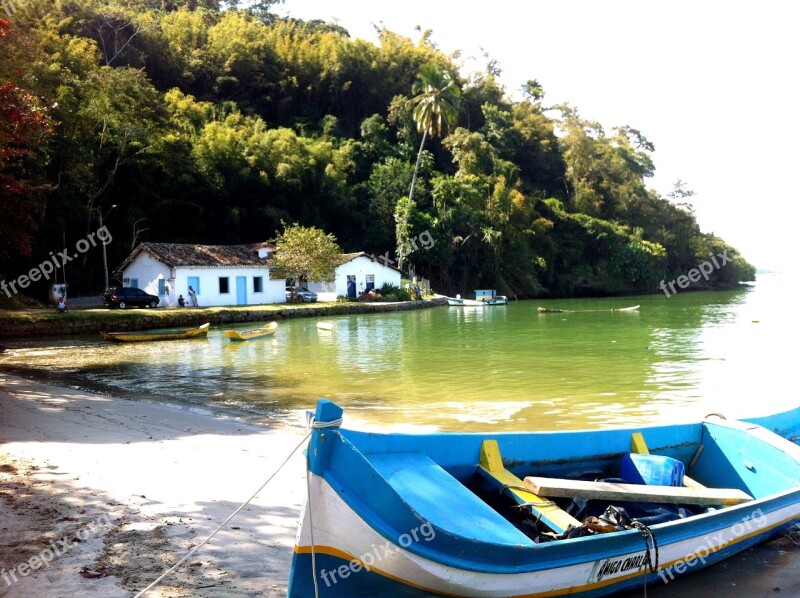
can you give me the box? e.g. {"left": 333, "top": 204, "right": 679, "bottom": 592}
{"left": 0, "top": 296, "right": 447, "bottom": 339}
{"left": 0, "top": 373, "right": 307, "bottom": 597}
{"left": 1, "top": 373, "right": 798, "bottom": 597}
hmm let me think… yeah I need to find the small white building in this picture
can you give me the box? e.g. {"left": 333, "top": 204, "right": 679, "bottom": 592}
{"left": 114, "top": 242, "right": 285, "bottom": 307}
{"left": 307, "top": 252, "right": 402, "bottom": 301}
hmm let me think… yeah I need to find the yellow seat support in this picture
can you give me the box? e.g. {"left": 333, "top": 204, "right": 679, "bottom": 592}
{"left": 631, "top": 432, "right": 650, "bottom": 455}
{"left": 477, "top": 440, "right": 581, "bottom": 535}
{"left": 631, "top": 432, "right": 705, "bottom": 489}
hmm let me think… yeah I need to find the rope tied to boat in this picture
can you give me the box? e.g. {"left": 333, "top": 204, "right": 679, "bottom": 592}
{"left": 631, "top": 520, "right": 659, "bottom": 598}
{"left": 132, "top": 430, "right": 311, "bottom": 597}
{"left": 308, "top": 415, "right": 344, "bottom": 430}
{"left": 630, "top": 520, "right": 659, "bottom": 574}
{"left": 785, "top": 524, "right": 800, "bottom": 546}
{"left": 305, "top": 414, "right": 343, "bottom": 598}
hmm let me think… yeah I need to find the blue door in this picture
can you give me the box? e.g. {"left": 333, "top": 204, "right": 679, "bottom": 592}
{"left": 236, "top": 276, "right": 247, "bottom": 305}
{"left": 347, "top": 275, "right": 356, "bottom": 298}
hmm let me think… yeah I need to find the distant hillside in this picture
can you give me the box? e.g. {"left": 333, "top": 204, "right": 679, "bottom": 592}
{"left": 0, "top": 2, "right": 754, "bottom": 298}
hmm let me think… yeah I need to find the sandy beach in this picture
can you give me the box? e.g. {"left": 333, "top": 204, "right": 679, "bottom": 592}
{"left": 0, "top": 373, "right": 307, "bottom": 597}
{"left": 1, "top": 372, "right": 798, "bottom": 598}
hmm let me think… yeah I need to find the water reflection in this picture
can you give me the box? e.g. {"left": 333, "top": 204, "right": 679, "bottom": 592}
{"left": 1, "top": 274, "right": 796, "bottom": 431}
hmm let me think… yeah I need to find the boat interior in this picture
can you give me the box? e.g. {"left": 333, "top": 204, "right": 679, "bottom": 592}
{"left": 332, "top": 416, "right": 800, "bottom": 555}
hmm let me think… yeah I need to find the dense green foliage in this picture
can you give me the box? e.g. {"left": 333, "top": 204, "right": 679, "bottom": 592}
{"left": 0, "top": 2, "right": 754, "bottom": 299}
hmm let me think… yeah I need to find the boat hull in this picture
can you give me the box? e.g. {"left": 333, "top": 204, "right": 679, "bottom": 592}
{"left": 225, "top": 322, "right": 278, "bottom": 341}
{"left": 290, "top": 478, "right": 800, "bottom": 597}
{"left": 446, "top": 297, "right": 485, "bottom": 306}
{"left": 100, "top": 323, "right": 210, "bottom": 342}
{"left": 537, "top": 305, "right": 639, "bottom": 314}
{"left": 484, "top": 296, "right": 508, "bottom": 306}
{"left": 288, "top": 402, "right": 800, "bottom": 597}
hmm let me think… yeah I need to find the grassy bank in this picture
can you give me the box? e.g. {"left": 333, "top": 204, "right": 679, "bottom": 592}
{"left": 0, "top": 298, "right": 447, "bottom": 339}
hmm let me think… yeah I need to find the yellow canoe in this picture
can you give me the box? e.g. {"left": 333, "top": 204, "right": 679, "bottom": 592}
{"left": 225, "top": 321, "right": 278, "bottom": 341}
{"left": 101, "top": 323, "right": 210, "bottom": 342}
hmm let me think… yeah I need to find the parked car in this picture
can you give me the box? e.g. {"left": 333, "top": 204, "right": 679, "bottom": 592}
{"left": 103, "top": 287, "right": 160, "bottom": 309}
{"left": 285, "top": 286, "right": 317, "bottom": 302}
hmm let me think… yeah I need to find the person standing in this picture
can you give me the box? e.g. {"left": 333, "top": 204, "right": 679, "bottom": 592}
{"left": 188, "top": 285, "right": 198, "bottom": 307}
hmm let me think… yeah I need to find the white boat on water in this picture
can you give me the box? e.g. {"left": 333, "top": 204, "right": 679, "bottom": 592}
{"left": 447, "top": 289, "right": 508, "bottom": 306}
{"left": 446, "top": 295, "right": 486, "bottom": 306}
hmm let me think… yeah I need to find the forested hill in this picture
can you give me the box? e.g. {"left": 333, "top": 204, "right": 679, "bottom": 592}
{"left": 0, "top": 0, "right": 754, "bottom": 299}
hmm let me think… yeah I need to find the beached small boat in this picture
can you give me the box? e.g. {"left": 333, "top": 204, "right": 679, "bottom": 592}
{"left": 100, "top": 323, "right": 210, "bottom": 342}
{"left": 225, "top": 321, "right": 278, "bottom": 342}
{"left": 288, "top": 400, "right": 800, "bottom": 597}
{"left": 538, "top": 304, "right": 640, "bottom": 314}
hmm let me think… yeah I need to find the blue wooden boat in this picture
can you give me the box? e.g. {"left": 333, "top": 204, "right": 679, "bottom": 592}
{"left": 288, "top": 401, "right": 800, "bottom": 597}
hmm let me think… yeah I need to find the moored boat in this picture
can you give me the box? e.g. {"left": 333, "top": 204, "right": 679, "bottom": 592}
{"left": 317, "top": 322, "right": 336, "bottom": 332}
{"left": 538, "top": 304, "right": 640, "bottom": 313}
{"left": 288, "top": 400, "right": 800, "bottom": 597}
{"left": 100, "top": 323, "right": 210, "bottom": 342}
{"left": 446, "top": 296, "right": 486, "bottom": 307}
{"left": 476, "top": 289, "right": 508, "bottom": 305}
{"left": 225, "top": 321, "right": 278, "bottom": 341}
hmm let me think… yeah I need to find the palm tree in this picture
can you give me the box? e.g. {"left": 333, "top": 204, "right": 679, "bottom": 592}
{"left": 407, "top": 63, "right": 461, "bottom": 204}
{"left": 396, "top": 64, "right": 461, "bottom": 268}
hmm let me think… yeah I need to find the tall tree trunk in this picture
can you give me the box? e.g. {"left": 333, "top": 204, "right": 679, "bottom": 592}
{"left": 407, "top": 129, "right": 427, "bottom": 204}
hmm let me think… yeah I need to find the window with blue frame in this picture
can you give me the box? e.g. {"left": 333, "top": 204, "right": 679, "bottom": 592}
{"left": 158, "top": 279, "right": 166, "bottom": 296}
{"left": 253, "top": 276, "right": 263, "bottom": 293}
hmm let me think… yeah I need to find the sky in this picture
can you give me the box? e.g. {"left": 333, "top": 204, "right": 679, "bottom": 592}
{"left": 276, "top": 0, "right": 800, "bottom": 272}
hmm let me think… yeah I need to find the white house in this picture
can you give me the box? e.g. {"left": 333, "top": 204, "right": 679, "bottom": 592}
{"left": 114, "top": 242, "right": 285, "bottom": 307}
{"left": 306, "top": 252, "right": 402, "bottom": 301}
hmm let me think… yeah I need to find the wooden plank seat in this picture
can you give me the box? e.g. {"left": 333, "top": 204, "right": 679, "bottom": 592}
{"left": 524, "top": 476, "right": 753, "bottom": 507}
{"left": 476, "top": 440, "right": 581, "bottom": 534}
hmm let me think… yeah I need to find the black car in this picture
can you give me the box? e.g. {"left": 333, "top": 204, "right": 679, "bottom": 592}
{"left": 103, "top": 287, "right": 160, "bottom": 309}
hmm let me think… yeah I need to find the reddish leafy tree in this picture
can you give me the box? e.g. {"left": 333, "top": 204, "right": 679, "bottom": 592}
{"left": 0, "top": 19, "right": 56, "bottom": 258}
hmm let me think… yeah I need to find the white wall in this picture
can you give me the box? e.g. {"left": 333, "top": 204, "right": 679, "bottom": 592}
{"left": 121, "top": 253, "right": 171, "bottom": 303}
{"left": 175, "top": 266, "right": 285, "bottom": 306}
{"left": 317, "top": 255, "right": 402, "bottom": 299}
{"left": 122, "top": 254, "right": 286, "bottom": 307}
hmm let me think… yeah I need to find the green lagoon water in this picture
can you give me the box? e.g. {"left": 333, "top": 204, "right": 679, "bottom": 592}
{"left": 2, "top": 273, "right": 797, "bottom": 431}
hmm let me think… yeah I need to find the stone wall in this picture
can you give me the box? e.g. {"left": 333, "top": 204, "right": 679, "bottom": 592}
{"left": 0, "top": 298, "right": 447, "bottom": 339}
